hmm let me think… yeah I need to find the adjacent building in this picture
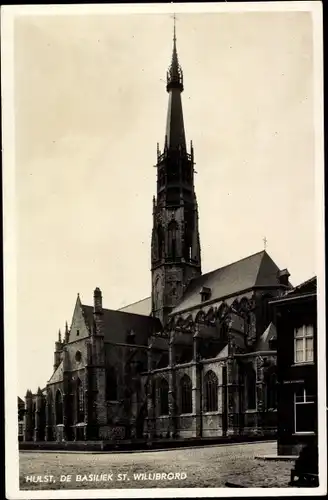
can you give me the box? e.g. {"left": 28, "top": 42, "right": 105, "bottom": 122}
{"left": 18, "top": 397, "right": 25, "bottom": 441}
{"left": 271, "top": 277, "right": 317, "bottom": 456}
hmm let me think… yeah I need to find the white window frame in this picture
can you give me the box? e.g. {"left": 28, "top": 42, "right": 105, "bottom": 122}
{"left": 294, "top": 324, "right": 314, "bottom": 364}
{"left": 294, "top": 388, "right": 315, "bottom": 435}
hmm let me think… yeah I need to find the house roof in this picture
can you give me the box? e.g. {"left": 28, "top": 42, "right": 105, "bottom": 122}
{"left": 286, "top": 276, "right": 316, "bottom": 296}
{"left": 172, "top": 250, "right": 288, "bottom": 314}
{"left": 18, "top": 396, "right": 24, "bottom": 405}
{"left": 81, "top": 305, "right": 161, "bottom": 345}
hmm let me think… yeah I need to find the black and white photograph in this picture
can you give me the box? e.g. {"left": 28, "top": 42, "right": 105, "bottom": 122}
{"left": 2, "top": 2, "right": 326, "bottom": 498}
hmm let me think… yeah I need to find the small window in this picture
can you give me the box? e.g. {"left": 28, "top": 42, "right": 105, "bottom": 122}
{"left": 294, "top": 388, "right": 316, "bottom": 433}
{"left": 76, "top": 329, "right": 80, "bottom": 336}
{"left": 200, "top": 287, "right": 211, "bottom": 303}
{"left": 294, "top": 325, "right": 314, "bottom": 363}
{"left": 75, "top": 351, "right": 82, "bottom": 363}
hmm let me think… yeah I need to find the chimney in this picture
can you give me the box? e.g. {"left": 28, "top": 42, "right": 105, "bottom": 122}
{"left": 93, "top": 287, "right": 103, "bottom": 314}
{"left": 278, "top": 269, "right": 290, "bottom": 287}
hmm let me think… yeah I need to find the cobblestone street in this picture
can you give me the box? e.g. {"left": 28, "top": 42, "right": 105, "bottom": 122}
{"left": 20, "top": 440, "right": 294, "bottom": 490}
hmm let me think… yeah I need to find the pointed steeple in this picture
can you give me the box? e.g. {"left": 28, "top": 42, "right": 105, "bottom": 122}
{"left": 165, "top": 16, "right": 186, "bottom": 151}
{"left": 167, "top": 15, "right": 183, "bottom": 92}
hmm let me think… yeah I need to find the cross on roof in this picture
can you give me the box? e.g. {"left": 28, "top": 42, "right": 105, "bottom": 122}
{"left": 263, "top": 236, "right": 268, "bottom": 250}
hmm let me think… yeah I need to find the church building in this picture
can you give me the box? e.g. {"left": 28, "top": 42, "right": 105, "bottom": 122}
{"left": 23, "top": 25, "right": 293, "bottom": 444}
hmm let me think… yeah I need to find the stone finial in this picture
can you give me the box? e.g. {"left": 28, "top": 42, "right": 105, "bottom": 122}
{"left": 37, "top": 387, "right": 43, "bottom": 396}
{"left": 65, "top": 321, "right": 70, "bottom": 343}
{"left": 58, "top": 329, "right": 62, "bottom": 343}
{"left": 93, "top": 287, "right": 103, "bottom": 314}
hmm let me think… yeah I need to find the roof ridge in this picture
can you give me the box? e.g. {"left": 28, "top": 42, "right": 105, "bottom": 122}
{"left": 82, "top": 303, "right": 154, "bottom": 321}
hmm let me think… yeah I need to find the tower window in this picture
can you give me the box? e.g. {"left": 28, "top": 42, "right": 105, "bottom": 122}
{"left": 168, "top": 220, "right": 178, "bottom": 260}
{"left": 157, "top": 224, "right": 164, "bottom": 260}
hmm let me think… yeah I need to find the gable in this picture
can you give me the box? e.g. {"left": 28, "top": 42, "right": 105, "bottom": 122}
{"left": 69, "top": 295, "right": 90, "bottom": 342}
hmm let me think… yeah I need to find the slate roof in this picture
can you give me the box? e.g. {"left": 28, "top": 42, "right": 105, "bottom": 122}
{"left": 118, "top": 297, "right": 152, "bottom": 316}
{"left": 81, "top": 305, "right": 161, "bottom": 345}
{"left": 172, "top": 250, "right": 288, "bottom": 314}
{"left": 286, "top": 276, "right": 316, "bottom": 296}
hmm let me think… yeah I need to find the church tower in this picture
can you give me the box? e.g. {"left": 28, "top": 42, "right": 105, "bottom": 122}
{"left": 151, "top": 21, "right": 201, "bottom": 326}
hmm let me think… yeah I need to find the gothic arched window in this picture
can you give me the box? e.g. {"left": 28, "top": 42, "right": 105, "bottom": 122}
{"left": 168, "top": 220, "right": 178, "bottom": 260}
{"left": 157, "top": 224, "right": 164, "bottom": 260}
{"left": 32, "top": 402, "right": 36, "bottom": 430}
{"left": 47, "top": 391, "right": 53, "bottom": 425}
{"left": 76, "top": 378, "right": 84, "bottom": 423}
{"left": 180, "top": 375, "right": 192, "bottom": 414}
{"left": 204, "top": 370, "right": 218, "bottom": 412}
{"left": 55, "top": 390, "right": 63, "bottom": 425}
{"left": 245, "top": 365, "right": 256, "bottom": 410}
{"left": 106, "top": 367, "right": 118, "bottom": 401}
{"left": 266, "top": 371, "right": 278, "bottom": 410}
{"left": 159, "top": 378, "right": 169, "bottom": 416}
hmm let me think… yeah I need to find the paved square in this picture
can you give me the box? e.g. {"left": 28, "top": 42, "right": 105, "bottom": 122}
{"left": 20, "top": 441, "right": 293, "bottom": 490}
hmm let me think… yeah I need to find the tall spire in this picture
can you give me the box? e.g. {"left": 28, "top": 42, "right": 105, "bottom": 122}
{"left": 151, "top": 16, "right": 201, "bottom": 327}
{"left": 165, "top": 15, "right": 186, "bottom": 151}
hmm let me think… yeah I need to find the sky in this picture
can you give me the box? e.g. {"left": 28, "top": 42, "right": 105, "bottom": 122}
{"left": 10, "top": 8, "right": 317, "bottom": 397}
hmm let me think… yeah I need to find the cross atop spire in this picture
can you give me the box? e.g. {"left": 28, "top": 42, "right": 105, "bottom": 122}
{"left": 167, "top": 14, "right": 183, "bottom": 92}
{"left": 173, "top": 13, "right": 177, "bottom": 43}
{"left": 263, "top": 236, "right": 268, "bottom": 250}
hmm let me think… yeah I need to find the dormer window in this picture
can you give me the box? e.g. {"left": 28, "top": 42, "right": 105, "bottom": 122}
{"left": 126, "top": 329, "right": 136, "bottom": 344}
{"left": 278, "top": 268, "right": 290, "bottom": 287}
{"left": 200, "top": 286, "right": 211, "bottom": 303}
